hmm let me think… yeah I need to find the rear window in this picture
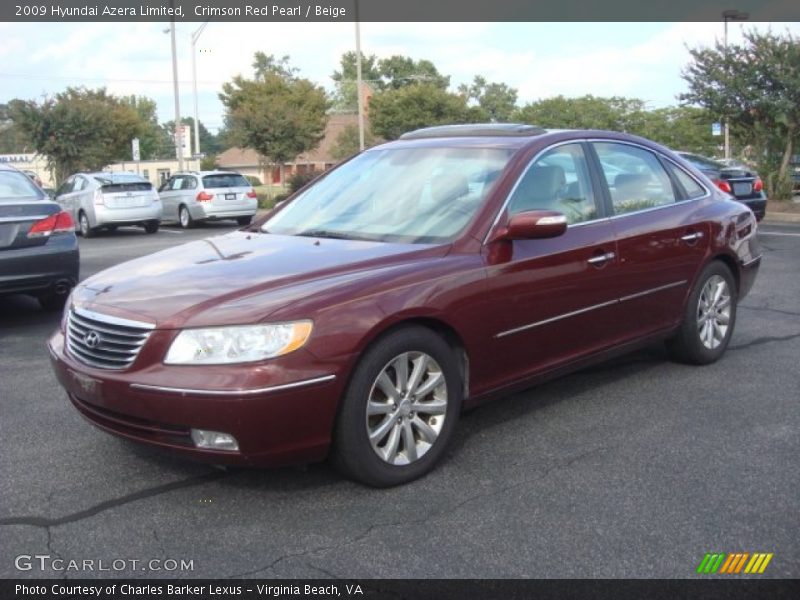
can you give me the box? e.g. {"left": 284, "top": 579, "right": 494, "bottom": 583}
{"left": 0, "top": 170, "right": 46, "bottom": 201}
{"left": 680, "top": 153, "right": 724, "bottom": 170}
{"left": 202, "top": 174, "right": 250, "bottom": 188}
{"left": 94, "top": 174, "right": 152, "bottom": 193}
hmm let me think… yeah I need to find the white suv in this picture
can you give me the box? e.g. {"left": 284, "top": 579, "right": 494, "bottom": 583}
{"left": 55, "top": 172, "right": 162, "bottom": 237}
{"left": 158, "top": 171, "right": 258, "bottom": 228}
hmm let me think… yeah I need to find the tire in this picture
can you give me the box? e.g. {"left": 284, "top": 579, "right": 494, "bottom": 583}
{"left": 332, "top": 326, "right": 462, "bottom": 487}
{"left": 179, "top": 205, "right": 194, "bottom": 229}
{"left": 667, "top": 261, "right": 737, "bottom": 365}
{"left": 78, "top": 211, "right": 94, "bottom": 238}
{"left": 143, "top": 220, "right": 159, "bottom": 234}
{"left": 237, "top": 216, "right": 252, "bottom": 226}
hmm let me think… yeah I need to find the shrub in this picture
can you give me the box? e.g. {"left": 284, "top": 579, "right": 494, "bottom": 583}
{"left": 287, "top": 171, "right": 318, "bottom": 193}
{"left": 244, "top": 175, "right": 262, "bottom": 187}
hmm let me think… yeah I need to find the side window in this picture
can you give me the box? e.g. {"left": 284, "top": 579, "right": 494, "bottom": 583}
{"left": 181, "top": 176, "right": 198, "bottom": 190}
{"left": 170, "top": 176, "right": 185, "bottom": 191}
{"left": 664, "top": 161, "right": 707, "bottom": 199}
{"left": 507, "top": 143, "right": 598, "bottom": 224}
{"left": 73, "top": 176, "right": 86, "bottom": 192}
{"left": 594, "top": 143, "right": 677, "bottom": 215}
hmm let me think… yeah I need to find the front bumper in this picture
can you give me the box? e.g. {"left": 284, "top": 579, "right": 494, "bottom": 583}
{"left": 48, "top": 329, "right": 347, "bottom": 466}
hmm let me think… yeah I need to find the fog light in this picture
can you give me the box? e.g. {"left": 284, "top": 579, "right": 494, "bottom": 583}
{"left": 190, "top": 429, "right": 239, "bottom": 451}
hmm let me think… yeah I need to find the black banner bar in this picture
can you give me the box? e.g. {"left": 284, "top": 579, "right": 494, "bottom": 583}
{"left": 4, "top": 579, "right": 800, "bottom": 600}
{"left": 3, "top": 0, "right": 800, "bottom": 23}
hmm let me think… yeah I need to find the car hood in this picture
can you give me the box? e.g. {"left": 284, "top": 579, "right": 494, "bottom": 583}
{"left": 74, "top": 231, "right": 449, "bottom": 328}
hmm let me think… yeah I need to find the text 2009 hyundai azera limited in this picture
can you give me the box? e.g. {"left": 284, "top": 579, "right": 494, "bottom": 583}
{"left": 49, "top": 125, "right": 761, "bottom": 486}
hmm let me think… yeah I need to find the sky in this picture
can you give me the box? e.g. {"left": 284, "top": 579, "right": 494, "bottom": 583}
{"left": 1, "top": 21, "right": 799, "bottom": 136}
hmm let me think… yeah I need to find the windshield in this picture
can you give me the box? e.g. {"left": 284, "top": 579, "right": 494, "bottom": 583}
{"left": 262, "top": 146, "right": 512, "bottom": 244}
{"left": 0, "top": 170, "right": 46, "bottom": 201}
{"left": 94, "top": 173, "right": 148, "bottom": 185}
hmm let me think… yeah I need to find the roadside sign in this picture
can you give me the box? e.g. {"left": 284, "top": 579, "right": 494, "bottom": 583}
{"left": 712, "top": 122, "right": 722, "bottom": 136}
{"left": 132, "top": 138, "right": 140, "bottom": 161}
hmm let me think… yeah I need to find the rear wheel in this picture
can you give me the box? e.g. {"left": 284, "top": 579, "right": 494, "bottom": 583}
{"left": 237, "top": 216, "right": 252, "bottom": 226}
{"left": 333, "top": 326, "right": 462, "bottom": 487}
{"left": 78, "top": 211, "right": 94, "bottom": 238}
{"left": 179, "top": 205, "right": 194, "bottom": 229}
{"left": 143, "top": 220, "right": 159, "bottom": 234}
{"left": 667, "top": 261, "right": 737, "bottom": 365}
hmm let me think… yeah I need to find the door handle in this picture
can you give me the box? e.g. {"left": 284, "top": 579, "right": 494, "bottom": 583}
{"left": 681, "top": 232, "right": 704, "bottom": 242}
{"left": 587, "top": 251, "right": 616, "bottom": 266}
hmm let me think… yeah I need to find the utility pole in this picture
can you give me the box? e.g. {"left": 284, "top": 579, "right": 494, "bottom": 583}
{"left": 169, "top": 2, "right": 184, "bottom": 172}
{"left": 355, "top": 0, "right": 365, "bottom": 151}
{"left": 191, "top": 21, "right": 209, "bottom": 157}
{"left": 722, "top": 9, "right": 749, "bottom": 160}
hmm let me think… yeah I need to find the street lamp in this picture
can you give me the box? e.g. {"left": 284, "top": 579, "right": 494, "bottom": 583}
{"left": 190, "top": 21, "right": 210, "bottom": 157}
{"left": 722, "top": 9, "right": 749, "bottom": 160}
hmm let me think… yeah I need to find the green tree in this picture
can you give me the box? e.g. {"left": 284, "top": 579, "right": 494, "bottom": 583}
{"left": 635, "top": 106, "right": 719, "bottom": 156}
{"left": 162, "top": 116, "right": 221, "bottom": 156}
{"left": 681, "top": 30, "right": 800, "bottom": 198}
{"left": 219, "top": 53, "right": 329, "bottom": 168}
{"left": 9, "top": 87, "right": 142, "bottom": 183}
{"left": 331, "top": 51, "right": 382, "bottom": 111}
{"left": 513, "top": 95, "right": 648, "bottom": 131}
{"left": 378, "top": 55, "right": 450, "bottom": 90}
{"left": 369, "top": 84, "right": 482, "bottom": 141}
{"left": 458, "top": 76, "right": 518, "bottom": 122}
{"left": 0, "top": 103, "right": 32, "bottom": 153}
{"left": 330, "top": 123, "right": 379, "bottom": 161}
{"left": 122, "top": 95, "right": 173, "bottom": 160}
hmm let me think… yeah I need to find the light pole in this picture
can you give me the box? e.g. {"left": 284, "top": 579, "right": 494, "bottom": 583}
{"left": 722, "top": 9, "right": 749, "bottom": 160}
{"left": 191, "top": 21, "right": 209, "bottom": 157}
{"left": 355, "top": 0, "right": 364, "bottom": 151}
{"left": 168, "top": 14, "right": 184, "bottom": 172}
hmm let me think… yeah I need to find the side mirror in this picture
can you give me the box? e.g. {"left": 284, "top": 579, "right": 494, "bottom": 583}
{"left": 491, "top": 210, "right": 568, "bottom": 242}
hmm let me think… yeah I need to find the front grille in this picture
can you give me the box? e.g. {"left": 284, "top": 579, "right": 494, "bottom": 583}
{"left": 66, "top": 308, "right": 154, "bottom": 370}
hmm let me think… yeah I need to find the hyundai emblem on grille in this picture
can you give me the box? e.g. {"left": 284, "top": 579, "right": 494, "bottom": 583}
{"left": 84, "top": 330, "right": 102, "bottom": 349}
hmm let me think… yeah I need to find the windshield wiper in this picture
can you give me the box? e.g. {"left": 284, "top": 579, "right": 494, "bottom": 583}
{"left": 295, "top": 229, "right": 357, "bottom": 240}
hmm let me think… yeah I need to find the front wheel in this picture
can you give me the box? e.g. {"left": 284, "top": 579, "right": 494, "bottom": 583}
{"left": 667, "top": 261, "right": 737, "bottom": 365}
{"left": 332, "top": 326, "right": 462, "bottom": 487}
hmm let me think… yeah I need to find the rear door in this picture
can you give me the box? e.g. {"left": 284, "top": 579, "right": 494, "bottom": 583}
{"left": 590, "top": 141, "right": 711, "bottom": 338}
{"left": 158, "top": 176, "right": 184, "bottom": 220}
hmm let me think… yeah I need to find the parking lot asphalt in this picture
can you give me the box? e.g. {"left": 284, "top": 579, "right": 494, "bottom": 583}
{"left": 1, "top": 222, "right": 798, "bottom": 579}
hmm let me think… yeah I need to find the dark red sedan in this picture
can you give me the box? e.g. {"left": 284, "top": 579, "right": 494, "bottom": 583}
{"left": 48, "top": 125, "right": 762, "bottom": 486}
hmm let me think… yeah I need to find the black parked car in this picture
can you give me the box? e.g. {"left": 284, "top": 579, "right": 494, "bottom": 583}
{"left": 676, "top": 152, "right": 767, "bottom": 220}
{"left": 0, "top": 164, "right": 79, "bottom": 310}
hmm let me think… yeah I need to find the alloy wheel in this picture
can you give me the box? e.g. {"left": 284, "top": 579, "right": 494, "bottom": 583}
{"left": 697, "top": 274, "right": 731, "bottom": 350}
{"left": 366, "top": 351, "right": 448, "bottom": 466}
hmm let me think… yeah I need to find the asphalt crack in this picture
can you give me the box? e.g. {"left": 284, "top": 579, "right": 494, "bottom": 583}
{"left": 0, "top": 471, "right": 227, "bottom": 529}
{"left": 740, "top": 304, "right": 800, "bottom": 318}
{"left": 728, "top": 332, "right": 800, "bottom": 352}
{"left": 225, "top": 445, "right": 612, "bottom": 579}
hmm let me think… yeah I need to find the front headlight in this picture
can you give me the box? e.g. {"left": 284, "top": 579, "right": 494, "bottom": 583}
{"left": 164, "top": 321, "right": 313, "bottom": 365}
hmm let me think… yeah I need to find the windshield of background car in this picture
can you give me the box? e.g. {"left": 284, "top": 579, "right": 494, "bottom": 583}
{"left": 0, "top": 171, "right": 46, "bottom": 201}
{"left": 203, "top": 174, "right": 250, "bottom": 188}
{"left": 262, "top": 146, "right": 513, "bottom": 243}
